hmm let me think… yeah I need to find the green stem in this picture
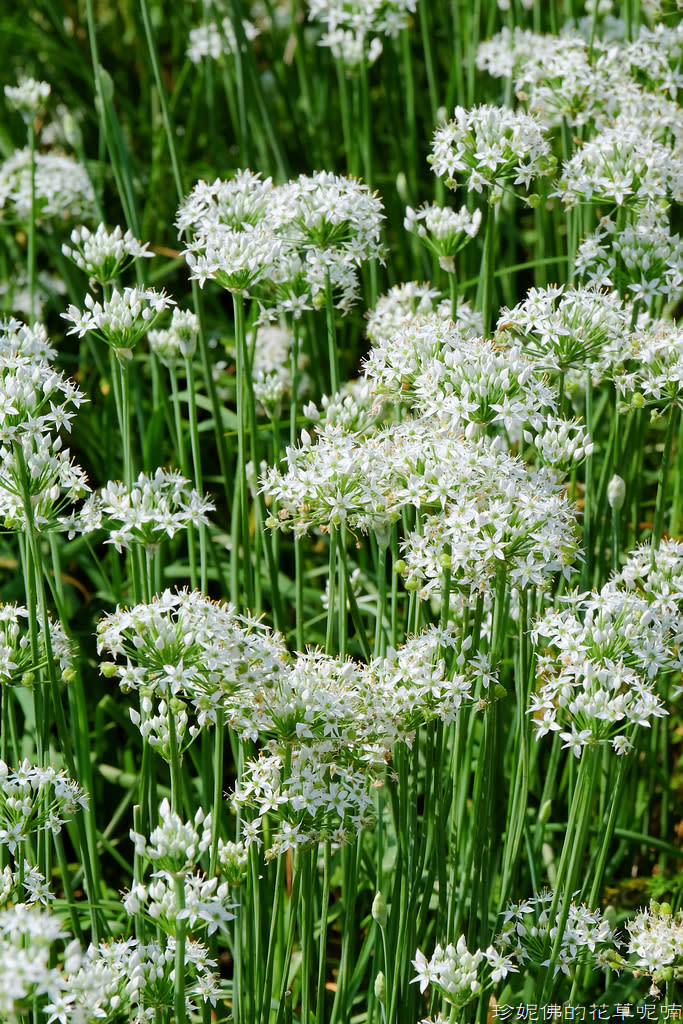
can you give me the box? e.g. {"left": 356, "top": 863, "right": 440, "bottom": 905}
{"left": 651, "top": 405, "right": 678, "bottom": 555}
{"left": 174, "top": 872, "right": 188, "bottom": 1024}
{"left": 261, "top": 851, "right": 287, "bottom": 1024}
{"left": 315, "top": 842, "right": 331, "bottom": 1024}
{"left": 233, "top": 292, "right": 254, "bottom": 610}
{"left": 540, "top": 746, "right": 601, "bottom": 1001}
{"left": 479, "top": 203, "right": 497, "bottom": 337}
{"left": 326, "top": 529, "right": 338, "bottom": 655}
{"left": 27, "top": 120, "right": 37, "bottom": 323}
{"left": 325, "top": 271, "right": 340, "bottom": 395}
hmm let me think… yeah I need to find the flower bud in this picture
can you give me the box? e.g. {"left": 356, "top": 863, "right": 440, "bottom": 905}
{"left": 374, "top": 971, "right": 386, "bottom": 1002}
{"left": 372, "top": 891, "right": 388, "bottom": 928}
{"left": 607, "top": 474, "right": 626, "bottom": 511}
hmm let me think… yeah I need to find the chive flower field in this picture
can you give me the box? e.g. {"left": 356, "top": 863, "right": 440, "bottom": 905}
{"left": 1, "top": 0, "right": 682, "bottom": 1021}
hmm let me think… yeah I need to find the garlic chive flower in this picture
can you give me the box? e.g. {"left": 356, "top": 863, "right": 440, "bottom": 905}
{"left": 496, "top": 284, "right": 635, "bottom": 380}
{"left": 186, "top": 17, "right": 260, "bottom": 65}
{"left": 64, "top": 468, "right": 214, "bottom": 553}
{"left": 126, "top": 800, "right": 235, "bottom": 938}
{"left": 497, "top": 890, "right": 618, "bottom": 976}
{"left": 97, "top": 588, "right": 287, "bottom": 746}
{"left": 5, "top": 914, "right": 220, "bottom": 1024}
{"left": 62, "top": 286, "right": 175, "bottom": 358}
{"left": 429, "top": 104, "right": 555, "bottom": 201}
{"left": 411, "top": 936, "right": 516, "bottom": 1008}
{"left": 0, "top": 904, "right": 69, "bottom": 1018}
{"left": 0, "top": 759, "right": 88, "bottom": 857}
{"left": 613, "top": 902, "right": 683, "bottom": 994}
{"left": 278, "top": 171, "right": 385, "bottom": 267}
{"left": 0, "top": 603, "right": 74, "bottom": 690}
{"left": 368, "top": 283, "right": 485, "bottom": 343}
{"left": 62, "top": 223, "right": 153, "bottom": 285}
{"left": 4, "top": 77, "right": 51, "bottom": 121}
{"left": 554, "top": 115, "right": 683, "bottom": 210}
{"left": 176, "top": 169, "right": 275, "bottom": 236}
{"left": 611, "top": 538, "right": 683, "bottom": 617}
{"left": 177, "top": 170, "right": 280, "bottom": 294}
{"left": 0, "top": 863, "right": 53, "bottom": 908}
{"left": 529, "top": 576, "right": 682, "bottom": 756}
{"left": 0, "top": 316, "right": 57, "bottom": 361}
{"left": 232, "top": 629, "right": 492, "bottom": 857}
{"left": 0, "top": 148, "right": 96, "bottom": 224}
{"left": 404, "top": 202, "right": 482, "bottom": 273}
{"left": 366, "top": 281, "right": 446, "bottom": 342}
{"left": 177, "top": 169, "right": 385, "bottom": 314}
{"left": 397, "top": 442, "right": 579, "bottom": 599}
{"left": 124, "top": 871, "right": 236, "bottom": 937}
{"left": 575, "top": 205, "right": 683, "bottom": 306}
{"left": 614, "top": 320, "right": 683, "bottom": 410}
{"left": 0, "top": 342, "right": 89, "bottom": 530}
{"left": 217, "top": 839, "right": 248, "bottom": 886}
{"left": 147, "top": 307, "right": 200, "bottom": 365}
{"left": 130, "top": 797, "right": 212, "bottom": 872}
{"left": 307, "top": 0, "right": 417, "bottom": 67}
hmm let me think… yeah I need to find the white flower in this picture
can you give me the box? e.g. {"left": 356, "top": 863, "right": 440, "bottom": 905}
{"left": 64, "top": 468, "right": 214, "bottom": 552}
{"left": 62, "top": 287, "right": 175, "bottom": 354}
{"left": 307, "top": 0, "right": 416, "bottom": 65}
{"left": 0, "top": 148, "right": 95, "bottom": 223}
{"left": 62, "top": 223, "right": 153, "bottom": 284}
{"left": 405, "top": 202, "right": 482, "bottom": 272}
{"left": 429, "top": 104, "right": 555, "bottom": 199}
{"left": 5, "top": 78, "right": 50, "bottom": 120}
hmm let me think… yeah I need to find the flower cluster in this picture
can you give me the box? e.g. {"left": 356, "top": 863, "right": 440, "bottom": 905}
{"left": 429, "top": 104, "right": 555, "bottom": 200}
{"left": 63, "top": 468, "right": 214, "bottom": 553}
{"left": 554, "top": 115, "right": 683, "bottom": 210}
{"left": 529, "top": 568, "right": 682, "bottom": 756}
{"left": 615, "top": 902, "right": 683, "bottom": 994}
{"left": 124, "top": 871, "right": 236, "bottom": 937}
{"left": 399, "top": 446, "right": 579, "bottom": 599}
{"left": 0, "top": 903, "right": 70, "bottom": 1020}
{"left": 62, "top": 223, "right": 153, "bottom": 285}
{"left": 0, "top": 602, "right": 74, "bottom": 690}
{"left": 495, "top": 283, "right": 636, "bottom": 383}
{"left": 0, "top": 148, "right": 95, "bottom": 224}
{"left": 307, "top": 0, "right": 417, "bottom": 66}
{"left": 126, "top": 800, "right": 235, "bottom": 938}
{"left": 0, "top": 328, "right": 89, "bottom": 530}
{"left": 186, "top": 16, "right": 259, "bottom": 64}
{"left": 477, "top": 24, "right": 682, "bottom": 132}
{"left": 235, "top": 742, "right": 379, "bottom": 857}
{"left": 575, "top": 205, "right": 683, "bottom": 307}
{"left": 62, "top": 286, "right": 175, "bottom": 358}
{"left": 97, "top": 588, "right": 287, "bottom": 756}
{"left": 0, "top": 862, "right": 52, "bottom": 907}
{"left": 412, "top": 936, "right": 517, "bottom": 1009}
{"left": 0, "top": 901, "right": 219, "bottom": 1024}
{"left": 614, "top": 319, "right": 683, "bottom": 410}
{"left": 177, "top": 169, "right": 385, "bottom": 316}
{"left": 0, "top": 759, "right": 88, "bottom": 857}
{"left": 264, "top": 308, "right": 583, "bottom": 595}
{"left": 611, "top": 538, "right": 683, "bottom": 617}
{"left": 148, "top": 307, "right": 200, "bottom": 365}
{"left": 364, "top": 625, "right": 487, "bottom": 731}
{"left": 404, "top": 202, "right": 482, "bottom": 273}
{"left": 497, "top": 890, "right": 618, "bottom": 977}
{"left": 364, "top": 315, "right": 555, "bottom": 438}
{"left": 4, "top": 77, "right": 51, "bottom": 121}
